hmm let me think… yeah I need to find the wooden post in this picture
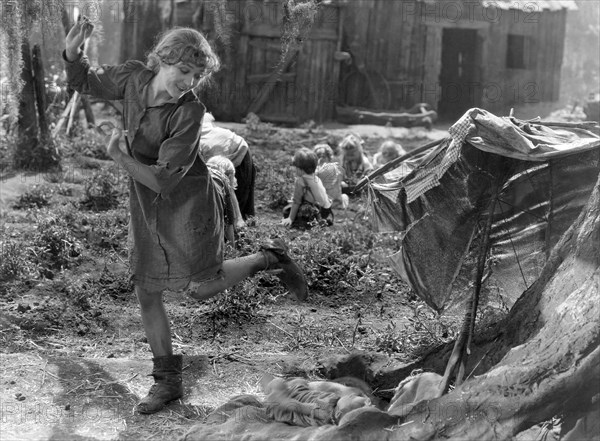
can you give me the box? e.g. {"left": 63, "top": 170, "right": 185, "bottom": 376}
{"left": 66, "top": 91, "right": 80, "bottom": 136}
{"left": 80, "top": 96, "right": 96, "bottom": 127}
{"left": 52, "top": 96, "right": 74, "bottom": 138}
{"left": 331, "top": 6, "right": 345, "bottom": 114}
{"left": 438, "top": 183, "right": 499, "bottom": 395}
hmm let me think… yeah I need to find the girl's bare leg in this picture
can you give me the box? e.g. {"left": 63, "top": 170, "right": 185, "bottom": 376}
{"left": 135, "top": 286, "right": 173, "bottom": 357}
{"left": 135, "top": 285, "right": 183, "bottom": 414}
{"left": 186, "top": 252, "right": 272, "bottom": 301}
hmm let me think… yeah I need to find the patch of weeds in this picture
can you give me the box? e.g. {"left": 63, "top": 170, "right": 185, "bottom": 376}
{"left": 96, "top": 268, "right": 133, "bottom": 301}
{"left": 85, "top": 210, "right": 129, "bottom": 251}
{"left": 243, "top": 113, "right": 274, "bottom": 136}
{"left": 372, "top": 303, "right": 458, "bottom": 358}
{"left": 300, "top": 120, "right": 319, "bottom": 133}
{"left": 203, "top": 278, "right": 276, "bottom": 338}
{"left": 12, "top": 185, "right": 53, "bottom": 209}
{"left": 13, "top": 137, "right": 61, "bottom": 171}
{"left": 0, "top": 240, "right": 32, "bottom": 287}
{"left": 80, "top": 168, "right": 123, "bottom": 211}
{"left": 18, "top": 276, "right": 111, "bottom": 336}
{"left": 0, "top": 131, "right": 16, "bottom": 159}
{"left": 29, "top": 213, "right": 83, "bottom": 277}
{"left": 279, "top": 311, "right": 351, "bottom": 351}
{"left": 292, "top": 223, "right": 378, "bottom": 297}
{"left": 374, "top": 321, "right": 404, "bottom": 355}
{"left": 54, "top": 184, "right": 73, "bottom": 196}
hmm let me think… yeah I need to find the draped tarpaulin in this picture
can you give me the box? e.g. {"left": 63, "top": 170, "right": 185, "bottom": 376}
{"left": 367, "top": 108, "right": 600, "bottom": 312}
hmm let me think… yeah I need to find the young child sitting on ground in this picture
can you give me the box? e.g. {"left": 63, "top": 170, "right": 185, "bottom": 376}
{"left": 338, "top": 133, "right": 373, "bottom": 195}
{"left": 373, "top": 140, "right": 406, "bottom": 168}
{"left": 206, "top": 156, "right": 246, "bottom": 245}
{"left": 282, "top": 148, "right": 333, "bottom": 229}
{"left": 313, "top": 143, "right": 349, "bottom": 210}
{"left": 261, "top": 374, "right": 375, "bottom": 427}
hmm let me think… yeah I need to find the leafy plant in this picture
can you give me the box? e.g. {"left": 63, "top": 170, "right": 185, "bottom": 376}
{"left": 243, "top": 113, "right": 274, "bottom": 136}
{"left": 373, "top": 303, "right": 458, "bottom": 358}
{"left": 29, "top": 213, "right": 82, "bottom": 276}
{"left": 80, "top": 168, "right": 124, "bottom": 211}
{"left": 59, "top": 129, "right": 110, "bottom": 160}
{"left": 0, "top": 240, "right": 30, "bottom": 285}
{"left": 12, "top": 184, "right": 53, "bottom": 209}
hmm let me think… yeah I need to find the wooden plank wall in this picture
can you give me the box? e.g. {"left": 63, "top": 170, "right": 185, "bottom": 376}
{"left": 340, "top": 0, "right": 427, "bottom": 110}
{"left": 173, "top": 0, "right": 340, "bottom": 123}
{"left": 481, "top": 8, "right": 567, "bottom": 114}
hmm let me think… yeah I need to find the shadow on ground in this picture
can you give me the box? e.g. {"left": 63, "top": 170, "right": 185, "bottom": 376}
{"left": 0, "top": 354, "right": 213, "bottom": 440}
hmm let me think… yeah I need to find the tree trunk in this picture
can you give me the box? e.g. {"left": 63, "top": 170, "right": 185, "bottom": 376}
{"left": 31, "top": 44, "right": 48, "bottom": 139}
{"left": 381, "top": 173, "right": 600, "bottom": 440}
{"left": 120, "top": 0, "right": 164, "bottom": 62}
{"left": 14, "top": 40, "right": 39, "bottom": 169}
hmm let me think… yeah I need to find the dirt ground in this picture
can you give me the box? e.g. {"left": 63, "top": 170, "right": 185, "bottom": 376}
{"left": 0, "top": 120, "right": 451, "bottom": 440}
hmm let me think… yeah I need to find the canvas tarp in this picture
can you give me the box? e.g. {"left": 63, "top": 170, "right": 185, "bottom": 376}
{"left": 368, "top": 108, "right": 600, "bottom": 312}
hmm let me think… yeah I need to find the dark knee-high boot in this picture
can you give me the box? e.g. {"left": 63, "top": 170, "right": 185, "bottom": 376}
{"left": 136, "top": 354, "right": 183, "bottom": 414}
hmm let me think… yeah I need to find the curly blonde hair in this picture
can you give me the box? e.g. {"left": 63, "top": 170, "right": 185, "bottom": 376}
{"left": 146, "top": 27, "right": 220, "bottom": 94}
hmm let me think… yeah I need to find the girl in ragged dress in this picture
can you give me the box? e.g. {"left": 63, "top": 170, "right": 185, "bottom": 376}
{"left": 65, "top": 17, "right": 307, "bottom": 414}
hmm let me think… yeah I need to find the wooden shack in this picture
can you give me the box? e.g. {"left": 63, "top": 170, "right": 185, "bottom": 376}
{"left": 340, "top": 0, "right": 577, "bottom": 120}
{"left": 121, "top": 0, "right": 576, "bottom": 123}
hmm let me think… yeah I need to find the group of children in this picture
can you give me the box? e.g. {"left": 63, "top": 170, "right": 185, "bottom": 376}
{"left": 202, "top": 124, "right": 408, "bottom": 234}
{"left": 280, "top": 134, "right": 407, "bottom": 229}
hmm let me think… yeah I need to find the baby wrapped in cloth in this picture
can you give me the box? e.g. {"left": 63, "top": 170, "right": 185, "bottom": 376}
{"left": 261, "top": 375, "right": 375, "bottom": 427}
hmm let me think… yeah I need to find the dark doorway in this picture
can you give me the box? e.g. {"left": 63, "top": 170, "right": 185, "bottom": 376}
{"left": 438, "top": 28, "right": 480, "bottom": 119}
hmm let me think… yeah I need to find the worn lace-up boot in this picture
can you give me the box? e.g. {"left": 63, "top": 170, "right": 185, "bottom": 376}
{"left": 135, "top": 354, "right": 183, "bottom": 414}
{"left": 260, "top": 238, "right": 308, "bottom": 301}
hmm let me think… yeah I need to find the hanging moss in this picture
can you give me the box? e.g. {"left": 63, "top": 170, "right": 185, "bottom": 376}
{"left": 1, "top": 1, "right": 25, "bottom": 126}
{"left": 0, "top": 1, "right": 103, "bottom": 170}
{"left": 281, "top": 0, "right": 319, "bottom": 61}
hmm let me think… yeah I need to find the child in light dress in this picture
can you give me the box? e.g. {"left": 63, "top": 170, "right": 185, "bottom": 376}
{"left": 338, "top": 133, "right": 373, "bottom": 194}
{"left": 206, "top": 155, "right": 246, "bottom": 245}
{"left": 373, "top": 140, "right": 406, "bottom": 168}
{"left": 313, "top": 143, "right": 349, "bottom": 210}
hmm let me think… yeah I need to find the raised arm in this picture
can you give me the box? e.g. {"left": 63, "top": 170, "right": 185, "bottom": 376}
{"left": 65, "top": 16, "right": 94, "bottom": 61}
{"left": 63, "top": 15, "right": 143, "bottom": 101}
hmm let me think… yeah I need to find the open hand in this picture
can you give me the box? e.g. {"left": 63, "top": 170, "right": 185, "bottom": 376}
{"left": 281, "top": 218, "right": 293, "bottom": 227}
{"left": 65, "top": 16, "right": 94, "bottom": 59}
{"left": 106, "top": 127, "right": 126, "bottom": 159}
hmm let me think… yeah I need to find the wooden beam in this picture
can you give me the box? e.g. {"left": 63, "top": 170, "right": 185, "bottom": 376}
{"left": 247, "top": 72, "right": 296, "bottom": 83}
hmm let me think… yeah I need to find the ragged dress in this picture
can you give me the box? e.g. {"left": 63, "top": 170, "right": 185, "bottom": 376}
{"left": 64, "top": 53, "right": 224, "bottom": 291}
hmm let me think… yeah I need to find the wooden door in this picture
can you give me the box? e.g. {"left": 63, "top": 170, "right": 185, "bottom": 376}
{"left": 438, "top": 28, "right": 480, "bottom": 119}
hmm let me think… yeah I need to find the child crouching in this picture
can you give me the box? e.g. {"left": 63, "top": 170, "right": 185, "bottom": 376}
{"left": 206, "top": 155, "right": 246, "bottom": 245}
{"left": 282, "top": 148, "right": 333, "bottom": 229}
